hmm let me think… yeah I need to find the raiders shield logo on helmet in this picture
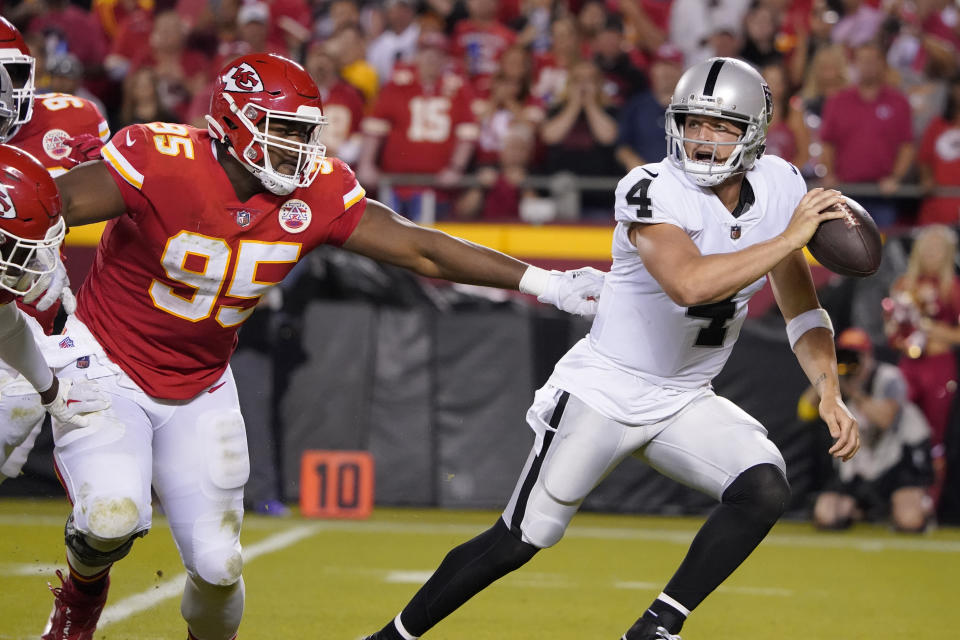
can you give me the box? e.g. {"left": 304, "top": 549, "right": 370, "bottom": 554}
{"left": 223, "top": 63, "right": 264, "bottom": 93}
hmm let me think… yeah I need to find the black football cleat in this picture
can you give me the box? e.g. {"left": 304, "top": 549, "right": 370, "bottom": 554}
{"left": 620, "top": 617, "right": 682, "bottom": 640}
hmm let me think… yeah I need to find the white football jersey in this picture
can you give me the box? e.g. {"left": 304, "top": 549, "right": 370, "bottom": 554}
{"left": 547, "top": 155, "right": 808, "bottom": 424}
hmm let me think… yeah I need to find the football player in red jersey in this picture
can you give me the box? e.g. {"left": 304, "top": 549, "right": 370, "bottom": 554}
{"left": 0, "top": 16, "right": 112, "bottom": 484}
{"left": 0, "top": 143, "right": 110, "bottom": 481}
{"left": 41, "top": 52, "right": 603, "bottom": 640}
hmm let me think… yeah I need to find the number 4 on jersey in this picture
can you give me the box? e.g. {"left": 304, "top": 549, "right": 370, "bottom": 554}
{"left": 626, "top": 178, "right": 652, "bottom": 219}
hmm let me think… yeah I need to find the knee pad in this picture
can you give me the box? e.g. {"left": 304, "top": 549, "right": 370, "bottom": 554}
{"left": 519, "top": 512, "right": 569, "bottom": 549}
{"left": 191, "top": 510, "right": 245, "bottom": 587}
{"left": 722, "top": 463, "right": 791, "bottom": 527}
{"left": 66, "top": 513, "right": 144, "bottom": 565}
{"left": 77, "top": 494, "right": 145, "bottom": 541}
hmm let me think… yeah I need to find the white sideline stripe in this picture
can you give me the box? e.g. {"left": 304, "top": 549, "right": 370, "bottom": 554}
{"left": 615, "top": 581, "right": 793, "bottom": 597}
{"left": 5, "top": 512, "right": 960, "bottom": 553}
{"left": 98, "top": 523, "right": 326, "bottom": 628}
{"left": 0, "top": 562, "right": 62, "bottom": 576}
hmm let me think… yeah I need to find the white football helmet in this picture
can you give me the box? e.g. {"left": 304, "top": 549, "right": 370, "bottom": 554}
{"left": 665, "top": 57, "right": 772, "bottom": 187}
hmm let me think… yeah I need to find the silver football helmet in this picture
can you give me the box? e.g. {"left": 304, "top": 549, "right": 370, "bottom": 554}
{"left": 0, "top": 66, "right": 14, "bottom": 142}
{"left": 665, "top": 57, "right": 772, "bottom": 187}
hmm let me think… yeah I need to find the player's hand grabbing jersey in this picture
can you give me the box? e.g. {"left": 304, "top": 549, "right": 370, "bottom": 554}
{"left": 10, "top": 92, "right": 109, "bottom": 177}
{"left": 549, "top": 155, "right": 808, "bottom": 423}
{"left": 86, "top": 122, "right": 366, "bottom": 399}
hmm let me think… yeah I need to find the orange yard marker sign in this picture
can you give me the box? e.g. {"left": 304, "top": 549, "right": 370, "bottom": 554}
{"left": 299, "top": 450, "right": 375, "bottom": 519}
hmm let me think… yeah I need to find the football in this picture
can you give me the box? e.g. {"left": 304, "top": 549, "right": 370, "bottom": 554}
{"left": 807, "top": 196, "right": 882, "bottom": 277}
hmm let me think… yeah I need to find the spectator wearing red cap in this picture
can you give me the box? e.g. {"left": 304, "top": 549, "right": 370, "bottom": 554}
{"left": 358, "top": 30, "right": 479, "bottom": 221}
{"left": 614, "top": 43, "right": 683, "bottom": 171}
{"left": 803, "top": 327, "right": 933, "bottom": 533}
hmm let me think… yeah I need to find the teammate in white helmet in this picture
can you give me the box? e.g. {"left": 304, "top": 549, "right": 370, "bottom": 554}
{"left": 362, "top": 57, "right": 860, "bottom": 640}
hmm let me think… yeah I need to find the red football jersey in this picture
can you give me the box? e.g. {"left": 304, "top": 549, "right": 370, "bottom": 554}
{"left": 362, "top": 70, "right": 478, "bottom": 175}
{"left": 10, "top": 92, "right": 110, "bottom": 333}
{"left": 83, "top": 123, "right": 366, "bottom": 399}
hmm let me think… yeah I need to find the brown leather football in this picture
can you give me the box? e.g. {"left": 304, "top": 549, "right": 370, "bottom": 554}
{"left": 807, "top": 196, "right": 882, "bottom": 277}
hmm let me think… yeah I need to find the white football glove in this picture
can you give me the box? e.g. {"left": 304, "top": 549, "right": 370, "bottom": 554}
{"left": 42, "top": 377, "right": 110, "bottom": 431}
{"left": 522, "top": 266, "right": 605, "bottom": 316}
{"left": 22, "top": 250, "right": 76, "bottom": 314}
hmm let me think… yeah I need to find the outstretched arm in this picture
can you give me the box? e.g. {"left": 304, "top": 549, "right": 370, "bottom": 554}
{"left": 341, "top": 199, "right": 603, "bottom": 315}
{"left": 54, "top": 161, "right": 127, "bottom": 227}
{"left": 769, "top": 250, "right": 860, "bottom": 461}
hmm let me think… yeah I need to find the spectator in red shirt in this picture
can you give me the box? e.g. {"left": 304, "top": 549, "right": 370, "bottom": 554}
{"left": 917, "top": 75, "right": 960, "bottom": 226}
{"left": 103, "top": 0, "right": 154, "bottom": 82}
{"left": 532, "top": 15, "right": 583, "bottom": 110}
{"left": 474, "top": 48, "right": 544, "bottom": 166}
{"left": 820, "top": 41, "right": 915, "bottom": 227}
{"left": 452, "top": 0, "right": 518, "bottom": 94}
{"left": 304, "top": 41, "right": 366, "bottom": 166}
{"left": 358, "top": 31, "right": 479, "bottom": 221}
{"left": 455, "top": 121, "right": 540, "bottom": 221}
{"left": 130, "top": 10, "right": 210, "bottom": 121}
{"left": 28, "top": 0, "right": 108, "bottom": 72}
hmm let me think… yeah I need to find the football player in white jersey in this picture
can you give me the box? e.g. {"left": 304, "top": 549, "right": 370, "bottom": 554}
{"left": 363, "top": 57, "right": 860, "bottom": 640}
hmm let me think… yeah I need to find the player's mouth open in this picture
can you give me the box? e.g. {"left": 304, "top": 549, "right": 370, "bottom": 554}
{"left": 694, "top": 150, "right": 716, "bottom": 162}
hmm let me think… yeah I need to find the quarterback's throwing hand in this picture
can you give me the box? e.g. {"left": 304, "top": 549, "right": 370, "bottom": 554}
{"left": 538, "top": 267, "right": 605, "bottom": 317}
{"left": 43, "top": 377, "right": 111, "bottom": 431}
{"left": 22, "top": 251, "right": 76, "bottom": 314}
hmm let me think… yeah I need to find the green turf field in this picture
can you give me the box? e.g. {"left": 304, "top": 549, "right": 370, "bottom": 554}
{"left": 1, "top": 498, "right": 958, "bottom": 639}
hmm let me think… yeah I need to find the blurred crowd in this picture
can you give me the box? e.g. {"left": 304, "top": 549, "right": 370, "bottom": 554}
{"left": 5, "top": 0, "right": 960, "bottom": 224}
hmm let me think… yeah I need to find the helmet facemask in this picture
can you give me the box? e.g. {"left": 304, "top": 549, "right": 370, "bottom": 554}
{"left": 0, "top": 217, "right": 65, "bottom": 296}
{"left": 0, "top": 66, "right": 16, "bottom": 142}
{"left": 0, "top": 54, "right": 35, "bottom": 131}
{"left": 209, "top": 93, "right": 328, "bottom": 196}
{"left": 665, "top": 107, "right": 766, "bottom": 187}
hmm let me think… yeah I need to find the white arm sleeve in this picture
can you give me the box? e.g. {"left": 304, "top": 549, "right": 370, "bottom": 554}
{"left": 0, "top": 303, "right": 54, "bottom": 393}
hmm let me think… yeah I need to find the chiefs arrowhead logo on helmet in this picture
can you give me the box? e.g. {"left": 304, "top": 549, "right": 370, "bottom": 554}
{"left": 223, "top": 63, "right": 264, "bottom": 93}
{"left": 0, "top": 183, "right": 14, "bottom": 219}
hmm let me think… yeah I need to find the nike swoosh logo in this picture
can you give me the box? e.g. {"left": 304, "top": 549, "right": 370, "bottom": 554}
{"left": 126, "top": 131, "right": 136, "bottom": 147}
{"left": 642, "top": 168, "right": 659, "bottom": 178}
{"left": 208, "top": 382, "right": 227, "bottom": 393}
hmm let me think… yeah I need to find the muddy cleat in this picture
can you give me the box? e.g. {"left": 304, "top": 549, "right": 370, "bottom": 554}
{"left": 621, "top": 617, "right": 682, "bottom": 640}
{"left": 41, "top": 570, "right": 109, "bottom": 640}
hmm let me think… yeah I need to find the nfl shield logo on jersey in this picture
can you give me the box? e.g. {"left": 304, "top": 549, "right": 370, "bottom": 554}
{"left": 58, "top": 336, "right": 74, "bottom": 349}
{"left": 235, "top": 210, "right": 251, "bottom": 227}
{"left": 730, "top": 225, "right": 742, "bottom": 240}
{"left": 278, "top": 199, "right": 312, "bottom": 234}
